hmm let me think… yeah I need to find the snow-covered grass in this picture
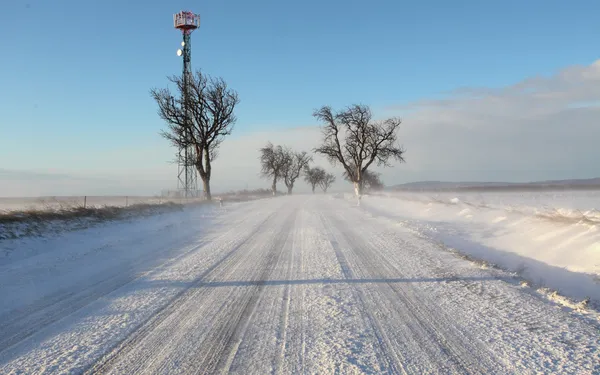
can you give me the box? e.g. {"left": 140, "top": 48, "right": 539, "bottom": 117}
{"left": 0, "top": 193, "right": 270, "bottom": 241}
{"left": 0, "top": 196, "right": 194, "bottom": 212}
{"left": 0, "top": 191, "right": 273, "bottom": 213}
{"left": 0, "top": 202, "right": 193, "bottom": 241}
{"left": 360, "top": 190, "right": 600, "bottom": 306}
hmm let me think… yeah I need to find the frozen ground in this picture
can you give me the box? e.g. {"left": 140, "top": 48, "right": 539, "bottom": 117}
{"left": 0, "top": 195, "right": 598, "bottom": 374}
{"left": 0, "top": 193, "right": 266, "bottom": 213}
{"left": 0, "top": 196, "right": 172, "bottom": 212}
{"left": 365, "top": 190, "right": 600, "bottom": 305}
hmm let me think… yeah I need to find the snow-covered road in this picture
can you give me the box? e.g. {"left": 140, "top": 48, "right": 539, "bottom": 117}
{"left": 1, "top": 196, "right": 598, "bottom": 374}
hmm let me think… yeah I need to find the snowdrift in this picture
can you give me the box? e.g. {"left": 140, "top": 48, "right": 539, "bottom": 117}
{"left": 362, "top": 191, "right": 600, "bottom": 304}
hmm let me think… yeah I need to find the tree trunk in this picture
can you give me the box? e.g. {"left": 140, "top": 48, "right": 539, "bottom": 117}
{"left": 202, "top": 178, "right": 211, "bottom": 201}
{"left": 312, "top": 185, "right": 316, "bottom": 193}
{"left": 287, "top": 186, "right": 293, "bottom": 195}
{"left": 354, "top": 180, "right": 363, "bottom": 206}
{"left": 195, "top": 161, "right": 210, "bottom": 200}
{"left": 354, "top": 181, "right": 363, "bottom": 197}
{"left": 271, "top": 177, "right": 277, "bottom": 196}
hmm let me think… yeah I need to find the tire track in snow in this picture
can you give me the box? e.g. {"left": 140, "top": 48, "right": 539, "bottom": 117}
{"left": 272, "top": 210, "right": 297, "bottom": 375}
{"left": 0, "top": 237, "right": 214, "bottom": 354}
{"left": 190, "top": 209, "right": 297, "bottom": 374}
{"left": 275, "top": 206, "right": 309, "bottom": 375}
{"left": 105, "top": 218, "right": 276, "bottom": 375}
{"left": 0, "top": 208, "right": 233, "bottom": 354}
{"left": 318, "top": 211, "right": 408, "bottom": 375}
{"left": 84, "top": 210, "right": 280, "bottom": 375}
{"left": 326, "top": 210, "right": 489, "bottom": 374}
{"left": 351, "top": 209, "right": 600, "bottom": 373}
{"left": 298, "top": 234, "right": 307, "bottom": 375}
{"left": 350, "top": 223, "right": 506, "bottom": 372}
{"left": 333, "top": 200, "right": 599, "bottom": 374}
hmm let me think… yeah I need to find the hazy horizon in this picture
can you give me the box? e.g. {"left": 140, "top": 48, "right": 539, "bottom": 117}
{"left": 2, "top": 170, "right": 600, "bottom": 198}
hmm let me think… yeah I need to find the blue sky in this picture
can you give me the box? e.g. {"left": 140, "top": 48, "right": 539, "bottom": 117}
{"left": 1, "top": 0, "right": 599, "bottom": 195}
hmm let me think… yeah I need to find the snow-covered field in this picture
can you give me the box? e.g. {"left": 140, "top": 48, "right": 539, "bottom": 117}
{"left": 0, "top": 195, "right": 598, "bottom": 374}
{"left": 364, "top": 190, "right": 600, "bottom": 305}
{"left": 0, "top": 196, "right": 196, "bottom": 212}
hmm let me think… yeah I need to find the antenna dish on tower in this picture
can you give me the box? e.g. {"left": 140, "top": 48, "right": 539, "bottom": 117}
{"left": 177, "top": 49, "right": 183, "bottom": 56}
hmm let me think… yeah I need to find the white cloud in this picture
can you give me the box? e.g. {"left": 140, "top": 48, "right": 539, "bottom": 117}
{"left": 382, "top": 59, "right": 600, "bottom": 183}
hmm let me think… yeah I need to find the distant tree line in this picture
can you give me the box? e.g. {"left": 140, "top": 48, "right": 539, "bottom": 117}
{"left": 152, "top": 69, "right": 405, "bottom": 199}
{"left": 258, "top": 104, "right": 404, "bottom": 197}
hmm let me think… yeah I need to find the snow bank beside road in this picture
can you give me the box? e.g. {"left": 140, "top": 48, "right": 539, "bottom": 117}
{"left": 362, "top": 191, "right": 600, "bottom": 304}
{"left": 0, "top": 204, "right": 217, "bottom": 316}
{"left": 0, "top": 202, "right": 192, "bottom": 240}
{"left": 0, "top": 194, "right": 269, "bottom": 241}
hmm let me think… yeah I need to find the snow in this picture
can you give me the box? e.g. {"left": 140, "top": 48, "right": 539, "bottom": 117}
{"left": 363, "top": 190, "right": 600, "bottom": 304}
{"left": 0, "top": 195, "right": 598, "bottom": 374}
{"left": 0, "top": 196, "right": 182, "bottom": 212}
{"left": 0, "top": 194, "right": 261, "bottom": 213}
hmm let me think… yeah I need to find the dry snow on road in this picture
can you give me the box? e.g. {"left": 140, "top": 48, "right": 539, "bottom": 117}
{"left": 0, "top": 195, "right": 598, "bottom": 374}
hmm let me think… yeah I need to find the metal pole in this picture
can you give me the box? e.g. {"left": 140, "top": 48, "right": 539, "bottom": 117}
{"left": 174, "top": 12, "right": 200, "bottom": 200}
{"left": 182, "top": 32, "right": 198, "bottom": 199}
{"left": 183, "top": 32, "right": 191, "bottom": 198}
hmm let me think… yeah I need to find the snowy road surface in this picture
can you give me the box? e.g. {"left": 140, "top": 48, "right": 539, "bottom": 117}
{"left": 0, "top": 196, "right": 598, "bottom": 374}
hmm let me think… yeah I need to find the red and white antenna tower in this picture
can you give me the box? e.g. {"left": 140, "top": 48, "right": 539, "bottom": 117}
{"left": 173, "top": 11, "right": 200, "bottom": 198}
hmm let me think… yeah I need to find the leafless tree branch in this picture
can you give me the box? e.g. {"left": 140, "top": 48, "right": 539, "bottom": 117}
{"left": 313, "top": 104, "right": 405, "bottom": 197}
{"left": 151, "top": 70, "right": 239, "bottom": 200}
{"left": 259, "top": 142, "right": 287, "bottom": 195}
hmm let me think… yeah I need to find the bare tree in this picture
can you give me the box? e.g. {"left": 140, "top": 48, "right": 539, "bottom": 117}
{"left": 313, "top": 104, "right": 405, "bottom": 198}
{"left": 151, "top": 70, "right": 239, "bottom": 200}
{"left": 259, "top": 142, "right": 287, "bottom": 195}
{"left": 319, "top": 172, "right": 336, "bottom": 193}
{"left": 281, "top": 148, "right": 312, "bottom": 195}
{"left": 304, "top": 166, "right": 326, "bottom": 193}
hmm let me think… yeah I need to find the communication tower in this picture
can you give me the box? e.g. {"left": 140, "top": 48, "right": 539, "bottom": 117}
{"left": 174, "top": 11, "right": 201, "bottom": 198}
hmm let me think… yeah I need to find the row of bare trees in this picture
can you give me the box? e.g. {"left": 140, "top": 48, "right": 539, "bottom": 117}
{"left": 259, "top": 144, "right": 338, "bottom": 195}
{"left": 152, "top": 69, "right": 405, "bottom": 200}
{"left": 259, "top": 104, "right": 405, "bottom": 197}
{"left": 258, "top": 140, "right": 388, "bottom": 195}
{"left": 259, "top": 143, "right": 324, "bottom": 195}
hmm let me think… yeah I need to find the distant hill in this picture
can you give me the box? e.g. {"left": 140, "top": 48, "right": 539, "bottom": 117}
{"left": 390, "top": 178, "right": 600, "bottom": 192}
{"left": 531, "top": 178, "right": 600, "bottom": 186}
